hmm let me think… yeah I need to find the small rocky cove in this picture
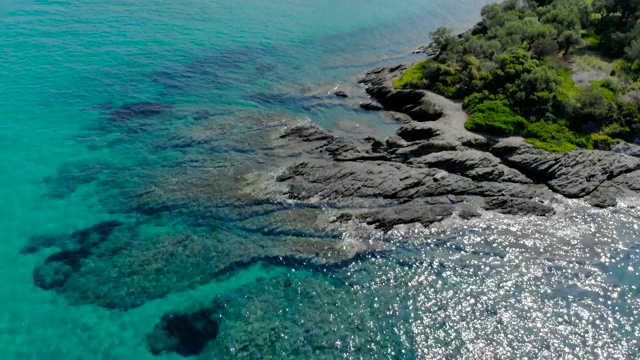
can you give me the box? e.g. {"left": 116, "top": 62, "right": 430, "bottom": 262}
{"left": 25, "top": 63, "right": 640, "bottom": 357}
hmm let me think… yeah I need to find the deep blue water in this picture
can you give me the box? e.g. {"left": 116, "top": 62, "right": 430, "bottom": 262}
{"left": 1, "top": 1, "right": 640, "bottom": 359}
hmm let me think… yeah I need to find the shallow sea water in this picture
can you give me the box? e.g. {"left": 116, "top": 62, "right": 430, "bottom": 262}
{"left": 1, "top": 0, "right": 640, "bottom": 359}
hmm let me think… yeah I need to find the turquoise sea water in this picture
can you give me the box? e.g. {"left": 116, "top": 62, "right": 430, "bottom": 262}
{"left": 2, "top": 1, "right": 640, "bottom": 359}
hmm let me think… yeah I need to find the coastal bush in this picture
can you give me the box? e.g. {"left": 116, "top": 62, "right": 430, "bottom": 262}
{"left": 394, "top": 61, "right": 428, "bottom": 89}
{"left": 589, "top": 133, "right": 618, "bottom": 150}
{"left": 523, "top": 120, "right": 588, "bottom": 152}
{"left": 526, "top": 138, "right": 577, "bottom": 153}
{"left": 565, "top": 86, "right": 613, "bottom": 130}
{"left": 532, "top": 37, "right": 559, "bottom": 58}
{"left": 429, "top": 27, "right": 459, "bottom": 53}
{"left": 465, "top": 99, "right": 529, "bottom": 136}
{"left": 423, "top": 61, "right": 464, "bottom": 98}
{"left": 395, "top": 0, "right": 640, "bottom": 152}
{"left": 463, "top": 92, "right": 492, "bottom": 113}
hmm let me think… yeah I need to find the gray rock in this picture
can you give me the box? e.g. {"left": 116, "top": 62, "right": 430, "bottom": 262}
{"left": 433, "top": 171, "right": 449, "bottom": 182}
{"left": 382, "top": 111, "right": 413, "bottom": 124}
{"left": 362, "top": 204, "right": 456, "bottom": 231}
{"left": 393, "top": 139, "right": 461, "bottom": 158}
{"left": 360, "top": 102, "right": 384, "bottom": 111}
{"left": 359, "top": 66, "right": 444, "bottom": 122}
{"left": 409, "top": 150, "right": 532, "bottom": 184}
{"left": 280, "top": 123, "right": 334, "bottom": 143}
{"left": 613, "top": 142, "right": 640, "bottom": 158}
{"left": 611, "top": 170, "right": 640, "bottom": 191}
{"left": 397, "top": 122, "right": 442, "bottom": 142}
{"left": 492, "top": 140, "right": 640, "bottom": 198}
{"left": 588, "top": 186, "right": 619, "bottom": 208}
{"left": 589, "top": 169, "right": 640, "bottom": 208}
{"left": 483, "top": 197, "right": 554, "bottom": 216}
{"left": 277, "top": 157, "right": 549, "bottom": 207}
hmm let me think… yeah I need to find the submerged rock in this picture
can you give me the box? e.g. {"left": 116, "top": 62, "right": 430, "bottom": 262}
{"left": 206, "top": 274, "right": 416, "bottom": 359}
{"left": 108, "top": 102, "right": 173, "bottom": 122}
{"left": 31, "top": 220, "right": 124, "bottom": 290}
{"left": 43, "top": 163, "right": 107, "bottom": 199}
{"left": 31, "top": 220, "right": 380, "bottom": 309}
{"left": 33, "top": 250, "right": 86, "bottom": 290}
{"left": 147, "top": 305, "right": 221, "bottom": 356}
{"left": 24, "top": 220, "right": 123, "bottom": 254}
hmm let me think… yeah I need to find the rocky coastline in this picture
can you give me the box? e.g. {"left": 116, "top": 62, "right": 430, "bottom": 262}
{"left": 28, "top": 62, "right": 640, "bottom": 315}
{"left": 21, "top": 55, "right": 640, "bottom": 360}
{"left": 254, "top": 64, "right": 640, "bottom": 234}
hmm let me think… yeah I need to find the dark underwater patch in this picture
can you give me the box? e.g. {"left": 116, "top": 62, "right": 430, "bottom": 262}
{"left": 108, "top": 102, "right": 173, "bottom": 122}
{"left": 24, "top": 220, "right": 123, "bottom": 255}
{"left": 27, "top": 223, "right": 379, "bottom": 310}
{"left": 31, "top": 220, "right": 123, "bottom": 289}
{"left": 43, "top": 163, "right": 108, "bottom": 199}
{"left": 151, "top": 47, "right": 274, "bottom": 94}
{"left": 147, "top": 304, "right": 222, "bottom": 357}
{"left": 33, "top": 249, "right": 91, "bottom": 290}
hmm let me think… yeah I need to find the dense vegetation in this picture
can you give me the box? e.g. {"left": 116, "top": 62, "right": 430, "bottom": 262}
{"left": 396, "top": 0, "right": 640, "bottom": 152}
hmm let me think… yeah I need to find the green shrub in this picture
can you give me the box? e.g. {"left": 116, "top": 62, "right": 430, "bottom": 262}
{"left": 394, "top": 61, "right": 428, "bottom": 89}
{"left": 603, "top": 122, "right": 634, "bottom": 142}
{"left": 556, "top": 68, "right": 582, "bottom": 98}
{"left": 524, "top": 120, "right": 583, "bottom": 147}
{"left": 463, "top": 92, "right": 491, "bottom": 112}
{"left": 582, "top": 32, "right": 600, "bottom": 47}
{"left": 525, "top": 138, "right": 577, "bottom": 152}
{"left": 464, "top": 99, "right": 529, "bottom": 136}
{"left": 613, "top": 59, "right": 640, "bottom": 82}
{"left": 433, "top": 84, "right": 459, "bottom": 98}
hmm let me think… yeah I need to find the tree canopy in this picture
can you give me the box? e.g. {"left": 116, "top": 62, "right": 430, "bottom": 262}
{"left": 394, "top": 0, "right": 640, "bottom": 152}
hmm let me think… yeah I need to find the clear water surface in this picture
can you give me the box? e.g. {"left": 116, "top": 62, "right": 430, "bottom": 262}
{"left": 1, "top": 0, "right": 639, "bottom": 359}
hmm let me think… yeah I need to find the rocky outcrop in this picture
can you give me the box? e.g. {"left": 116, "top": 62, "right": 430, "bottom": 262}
{"left": 613, "top": 142, "right": 640, "bottom": 158}
{"left": 492, "top": 139, "right": 640, "bottom": 198}
{"left": 270, "top": 122, "right": 557, "bottom": 231}
{"left": 243, "top": 65, "right": 640, "bottom": 231}
{"left": 408, "top": 150, "right": 533, "bottom": 184}
{"left": 350, "top": 65, "right": 640, "bottom": 211}
{"left": 359, "top": 66, "right": 444, "bottom": 122}
{"left": 489, "top": 137, "right": 640, "bottom": 208}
